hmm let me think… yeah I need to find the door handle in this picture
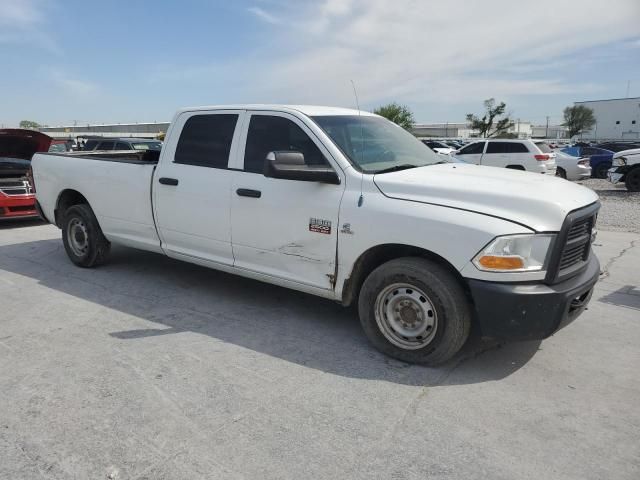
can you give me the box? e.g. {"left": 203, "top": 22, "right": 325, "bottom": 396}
{"left": 159, "top": 177, "right": 179, "bottom": 186}
{"left": 236, "top": 188, "right": 261, "bottom": 198}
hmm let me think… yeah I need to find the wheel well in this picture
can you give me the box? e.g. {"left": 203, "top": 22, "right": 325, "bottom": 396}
{"left": 55, "top": 189, "right": 88, "bottom": 227}
{"left": 505, "top": 165, "right": 525, "bottom": 170}
{"left": 341, "top": 244, "right": 466, "bottom": 306}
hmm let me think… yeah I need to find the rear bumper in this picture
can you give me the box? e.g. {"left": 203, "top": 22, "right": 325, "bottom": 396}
{"left": 466, "top": 254, "right": 600, "bottom": 340}
{"left": 0, "top": 194, "right": 38, "bottom": 219}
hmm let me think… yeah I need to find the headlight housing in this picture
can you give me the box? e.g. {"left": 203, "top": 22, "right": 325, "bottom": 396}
{"left": 613, "top": 156, "right": 627, "bottom": 167}
{"left": 473, "top": 234, "right": 555, "bottom": 272}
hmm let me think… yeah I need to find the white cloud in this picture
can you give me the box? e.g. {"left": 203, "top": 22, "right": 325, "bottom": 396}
{"left": 49, "top": 70, "right": 98, "bottom": 96}
{"left": 247, "top": 6, "right": 281, "bottom": 25}
{"left": 232, "top": 0, "right": 639, "bottom": 110}
{"left": 0, "top": 0, "right": 60, "bottom": 53}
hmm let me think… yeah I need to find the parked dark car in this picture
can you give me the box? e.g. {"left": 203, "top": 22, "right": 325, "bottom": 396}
{"left": 82, "top": 138, "right": 162, "bottom": 152}
{"left": 595, "top": 141, "right": 640, "bottom": 153}
{"left": 561, "top": 146, "right": 614, "bottom": 178}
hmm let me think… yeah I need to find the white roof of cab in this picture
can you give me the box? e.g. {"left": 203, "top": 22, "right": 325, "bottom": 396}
{"left": 176, "top": 104, "right": 377, "bottom": 117}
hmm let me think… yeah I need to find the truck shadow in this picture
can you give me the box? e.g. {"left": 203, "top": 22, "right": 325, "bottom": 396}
{"left": 0, "top": 239, "right": 542, "bottom": 386}
{"left": 0, "top": 218, "right": 45, "bottom": 230}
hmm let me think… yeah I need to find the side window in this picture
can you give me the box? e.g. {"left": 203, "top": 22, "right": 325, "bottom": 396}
{"left": 115, "top": 142, "right": 130, "bottom": 150}
{"left": 96, "top": 141, "right": 115, "bottom": 151}
{"left": 244, "top": 115, "right": 329, "bottom": 174}
{"left": 504, "top": 142, "right": 529, "bottom": 153}
{"left": 459, "top": 142, "right": 484, "bottom": 155}
{"left": 174, "top": 114, "right": 238, "bottom": 168}
{"left": 84, "top": 140, "right": 98, "bottom": 150}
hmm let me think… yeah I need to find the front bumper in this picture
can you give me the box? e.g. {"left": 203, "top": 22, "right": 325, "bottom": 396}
{"left": 466, "top": 254, "right": 600, "bottom": 340}
{"left": 0, "top": 194, "right": 38, "bottom": 219}
{"left": 607, "top": 166, "right": 624, "bottom": 184}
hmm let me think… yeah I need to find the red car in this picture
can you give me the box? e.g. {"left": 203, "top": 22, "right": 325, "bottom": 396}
{"left": 0, "top": 129, "right": 54, "bottom": 220}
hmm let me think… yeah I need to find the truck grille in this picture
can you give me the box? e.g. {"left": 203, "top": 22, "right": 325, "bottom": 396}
{"left": 0, "top": 180, "right": 31, "bottom": 196}
{"left": 547, "top": 204, "right": 598, "bottom": 283}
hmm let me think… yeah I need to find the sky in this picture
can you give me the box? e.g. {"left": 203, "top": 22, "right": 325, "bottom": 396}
{"left": 1, "top": 0, "right": 639, "bottom": 127}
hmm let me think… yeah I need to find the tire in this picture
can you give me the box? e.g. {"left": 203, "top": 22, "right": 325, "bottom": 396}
{"left": 625, "top": 168, "right": 640, "bottom": 192}
{"left": 61, "top": 204, "right": 111, "bottom": 267}
{"left": 556, "top": 167, "right": 567, "bottom": 179}
{"left": 506, "top": 165, "right": 525, "bottom": 171}
{"left": 594, "top": 162, "right": 611, "bottom": 179}
{"left": 358, "top": 257, "right": 471, "bottom": 365}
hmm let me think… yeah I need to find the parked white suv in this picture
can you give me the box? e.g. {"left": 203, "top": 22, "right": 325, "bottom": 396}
{"left": 455, "top": 139, "right": 556, "bottom": 175}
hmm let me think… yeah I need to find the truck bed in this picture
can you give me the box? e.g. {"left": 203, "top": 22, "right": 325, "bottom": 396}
{"left": 32, "top": 151, "right": 162, "bottom": 252}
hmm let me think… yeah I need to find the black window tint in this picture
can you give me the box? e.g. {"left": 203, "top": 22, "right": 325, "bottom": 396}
{"left": 486, "top": 142, "right": 507, "bottom": 154}
{"left": 96, "top": 141, "right": 115, "bottom": 150}
{"left": 459, "top": 142, "right": 484, "bottom": 155}
{"left": 504, "top": 142, "right": 529, "bottom": 153}
{"left": 84, "top": 140, "right": 98, "bottom": 150}
{"left": 174, "top": 114, "right": 238, "bottom": 168}
{"left": 115, "top": 142, "right": 130, "bottom": 150}
{"left": 244, "top": 115, "right": 328, "bottom": 174}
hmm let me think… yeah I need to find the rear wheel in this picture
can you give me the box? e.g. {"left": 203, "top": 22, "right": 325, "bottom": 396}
{"left": 62, "top": 204, "right": 111, "bottom": 267}
{"left": 625, "top": 168, "right": 640, "bottom": 192}
{"left": 594, "top": 162, "right": 611, "bottom": 179}
{"left": 556, "top": 167, "right": 567, "bottom": 179}
{"left": 358, "top": 257, "right": 471, "bottom": 365}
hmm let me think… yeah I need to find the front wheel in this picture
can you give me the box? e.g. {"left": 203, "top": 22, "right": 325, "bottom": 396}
{"left": 594, "top": 162, "right": 611, "bottom": 179}
{"left": 358, "top": 257, "right": 471, "bottom": 365}
{"left": 625, "top": 168, "right": 640, "bottom": 192}
{"left": 62, "top": 204, "right": 111, "bottom": 267}
{"left": 556, "top": 167, "right": 567, "bottom": 179}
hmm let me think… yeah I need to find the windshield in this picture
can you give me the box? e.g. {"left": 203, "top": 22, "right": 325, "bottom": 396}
{"left": 132, "top": 142, "right": 162, "bottom": 151}
{"left": 312, "top": 115, "right": 442, "bottom": 173}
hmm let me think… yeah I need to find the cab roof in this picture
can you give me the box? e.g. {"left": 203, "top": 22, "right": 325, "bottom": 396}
{"left": 175, "top": 104, "right": 377, "bottom": 117}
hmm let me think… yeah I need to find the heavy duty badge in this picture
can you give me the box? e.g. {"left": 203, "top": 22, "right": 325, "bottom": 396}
{"left": 309, "top": 217, "right": 331, "bottom": 234}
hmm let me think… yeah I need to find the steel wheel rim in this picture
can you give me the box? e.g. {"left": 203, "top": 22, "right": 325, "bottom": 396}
{"left": 374, "top": 283, "right": 438, "bottom": 350}
{"left": 67, "top": 218, "right": 89, "bottom": 256}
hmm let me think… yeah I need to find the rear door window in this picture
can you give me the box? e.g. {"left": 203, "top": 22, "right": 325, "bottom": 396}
{"left": 115, "top": 142, "right": 130, "bottom": 150}
{"left": 96, "top": 141, "right": 115, "bottom": 150}
{"left": 174, "top": 114, "right": 239, "bottom": 169}
{"left": 504, "top": 142, "right": 529, "bottom": 153}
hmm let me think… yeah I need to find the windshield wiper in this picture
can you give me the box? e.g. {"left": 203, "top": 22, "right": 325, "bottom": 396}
{"left": 374, "top": 164, "right": 419, "bottom": 174}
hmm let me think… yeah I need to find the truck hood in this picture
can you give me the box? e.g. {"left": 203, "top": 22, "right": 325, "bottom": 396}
{"left": 373, "top": 163, "right": 599, "bottom": 232}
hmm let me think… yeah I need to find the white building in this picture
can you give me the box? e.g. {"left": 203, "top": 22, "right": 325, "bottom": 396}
{"left": 412, "top": 120, "right": 531, "bottom": 139}
{"left": 574, "top": 97, "right": 640, "bottom": 140}
{"left": 531, "top": 124, "right": 568, "bottom": 139}
{"left": 39, "top": 122, "right": 170, "bottom": 140}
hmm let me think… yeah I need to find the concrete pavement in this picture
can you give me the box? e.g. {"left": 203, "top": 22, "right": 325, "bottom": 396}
{"left": 0, "top": 221, "right": 638, "bottom": 479}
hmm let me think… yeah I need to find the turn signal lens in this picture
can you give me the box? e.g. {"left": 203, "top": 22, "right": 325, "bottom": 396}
{"left": 477, "top": 255, "right": 524, "bottom": 270}
{"left": 472, "top": 234, "right": 555, "bottom": 272}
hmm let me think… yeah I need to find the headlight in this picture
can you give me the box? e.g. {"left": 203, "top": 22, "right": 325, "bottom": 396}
{"left": 473, "top": 234, "right": 555, "bottom": 272}
{"left": 614, "top": 156, "right": 626, "bottom": 166}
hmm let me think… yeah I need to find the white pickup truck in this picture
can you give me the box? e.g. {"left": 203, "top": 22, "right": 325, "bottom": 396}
{"left": 608, "top": 148, "right": 640, "bottom": 191}
{"left": 32, "top": 105, "right": 601, "bottom": 364}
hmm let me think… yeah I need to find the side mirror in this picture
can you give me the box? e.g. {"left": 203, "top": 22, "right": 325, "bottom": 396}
{"left": 263, "top": 151, "right": 340, "bottom": 184}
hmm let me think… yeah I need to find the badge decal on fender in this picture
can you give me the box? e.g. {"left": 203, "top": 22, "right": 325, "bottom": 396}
{"left": 309, "top": 217, "right": 331, "bottom": 234}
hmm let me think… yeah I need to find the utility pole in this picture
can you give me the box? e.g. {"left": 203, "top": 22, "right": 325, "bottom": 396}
{"left": 545, "top": 116, "right": 549, "bottom": 139}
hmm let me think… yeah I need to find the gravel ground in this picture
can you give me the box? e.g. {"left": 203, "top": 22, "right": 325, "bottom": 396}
{"left": 576, "top": 178, "right": 640, "bottom": 233}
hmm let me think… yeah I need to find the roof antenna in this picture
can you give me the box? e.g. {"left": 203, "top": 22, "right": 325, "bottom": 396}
{"left": 350, "top": 80, "right": 365, "bottom": 207}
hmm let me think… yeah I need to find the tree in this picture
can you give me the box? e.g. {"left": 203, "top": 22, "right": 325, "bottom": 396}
{"left": 373, "top": 103, "right": 415, "bottom": 131}
{"left": 563, "top": 105, "right": 595, "bottom": 138}
{"left": 19, "top": 120, "right": 42, "bottom": 130}
{"left": 466, "top": 98, "right": 514, "bottom": 138}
